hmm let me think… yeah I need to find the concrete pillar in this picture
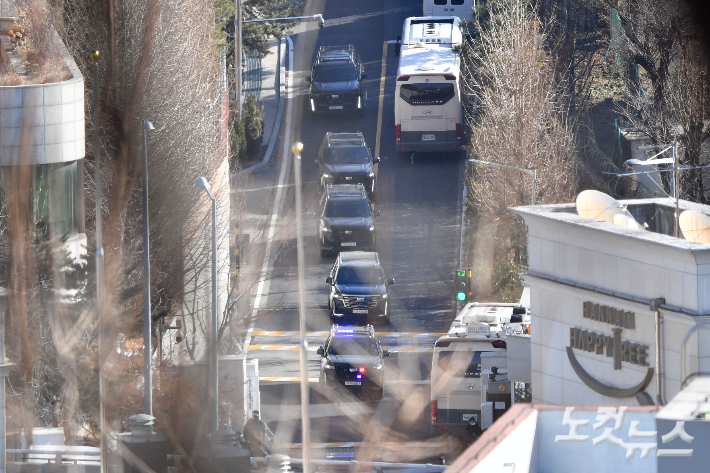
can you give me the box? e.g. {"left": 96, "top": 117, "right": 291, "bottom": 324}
{"left": 219, "top": 355, "right": 259, "bottom": 432}
{"left": 116, "top": 414, "right": 168, "bottom": 473}
{"left": 195, "top": 430, "right": 250, "bottom": 473}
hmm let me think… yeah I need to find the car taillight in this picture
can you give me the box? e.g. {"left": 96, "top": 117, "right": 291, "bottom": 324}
{"left": 431, "top": 400, "right": 438, "bottom": 423}
{"left": 435, "top": 340, "right": 450, "bottom": 347}
{"left": 395, "top": 125, "right": 401, "bottom": 143}
{"left": 444, "top": 74, "right": 456, "bottom": 80}
{"left": 397, "top": 75, "right": 410, "bottom": 81}
{"left": 456, "top": 123, "right": 462, "bottom": 141}
{"left": 491, "top": 340, "right": 507, "bottom": 348}
{"left": 359, "top": 367, "right": 366, "bottom": 373}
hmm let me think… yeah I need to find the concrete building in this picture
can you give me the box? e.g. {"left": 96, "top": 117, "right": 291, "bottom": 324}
{"left": 445, "top": 377, "right": 710, "bottom": 473}
{"left": 511, "top": 197, "right": 710, "bottom": 407}
{"left": 0, "top": 18, "right": 86, "bottom": 258}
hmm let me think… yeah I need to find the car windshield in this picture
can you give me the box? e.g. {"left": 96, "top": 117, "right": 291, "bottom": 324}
{"left": 328, "top": 336, "right": 380, "bottom": 357}
{"left": 325, "top": 147, "right": 370, "bottom": 165}
{"left": 336, "top": 265, "right": 384, "bottom": 285}
{"left": 314, "top": 63, "right": 358, "bottom": 82}
{"left": 399, "top": 83, "right": 455, "bottom": 106}
{"left": 437, "top": 350, "right": 484, "bottom": 378}
{"left": 326, "top": 199, "right": 371, "bottom": 217}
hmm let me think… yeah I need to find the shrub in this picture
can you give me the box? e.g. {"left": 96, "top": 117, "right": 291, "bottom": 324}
{"left": 243, "top": 94, "right": 264, "bottom": 157}
{"left": 229, "top": 115, "right": 246, "bottom": 172}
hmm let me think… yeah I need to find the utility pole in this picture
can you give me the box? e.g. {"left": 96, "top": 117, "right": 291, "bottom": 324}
{"left": 235, "top": 0, "right": 242, "bottom": 119}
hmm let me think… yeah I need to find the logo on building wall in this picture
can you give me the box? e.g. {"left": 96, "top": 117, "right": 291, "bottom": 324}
{"left": 566, "top": 302, "right": 654, "bottom": 399}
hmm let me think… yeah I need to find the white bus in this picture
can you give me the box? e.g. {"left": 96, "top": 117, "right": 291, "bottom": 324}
{"left": 394, "top": 17, "right": 464, "bottom": 154}
{"left": 423, "top": 0, "right": 475, "bottom": 23}
{"left": 430, "top": 302, "right": 529, "bottom": 435}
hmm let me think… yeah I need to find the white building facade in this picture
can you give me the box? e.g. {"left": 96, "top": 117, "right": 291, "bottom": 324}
{"left": 513, "top": 198, "right": 710, "bottom": 406}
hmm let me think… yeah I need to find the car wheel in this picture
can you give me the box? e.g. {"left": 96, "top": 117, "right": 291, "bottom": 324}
{"left": 376, "top": 387, "right": 384, "bottom": 401}
{"left": 320, "top": 246, "right": 329, "bottom": 258}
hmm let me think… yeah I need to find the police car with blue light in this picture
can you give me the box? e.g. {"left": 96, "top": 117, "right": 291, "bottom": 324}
{"left": 317, "top": 325, "right": 389, "bottom": 401}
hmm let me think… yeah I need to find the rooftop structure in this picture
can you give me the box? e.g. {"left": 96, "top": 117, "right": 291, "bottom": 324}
{"left": 512, "top": 197, "right": 710, "bottom": 408}
{"left": 0, "top": 16, "right": 86, "bottom": 257}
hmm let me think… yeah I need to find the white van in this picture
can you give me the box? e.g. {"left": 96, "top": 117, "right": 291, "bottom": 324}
{"left": 430, "top": 302, "right": 529, "bottom": 435}
{"left": 394, "top": 17, "right": 464, "bottom": 154}
{"left": 423, "top": 0, "right": 475, "bottom": 23}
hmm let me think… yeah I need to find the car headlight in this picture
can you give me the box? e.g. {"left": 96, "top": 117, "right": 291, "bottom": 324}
{"left": 374, "top": 362, "right": 383, "bottom": 370}
{"left": 322, "top": 173, "right": 332, "bottom": 179}
{"left": 321, "top": 220, "right": 331, "bottom": 232}
{"left": 333, "top": 293, "right": 340, "bottom": 299}
{"left": 369, "top": 225, "right": 375, "bottom": 231}
{"left": 381, "top": 293, "right": 388, "bottom": 299}
{"left": 324, "top": 359, "right": 335, "bottom": 369}
{"left": 368, "top": 172, "right": 375, "bottom": 178}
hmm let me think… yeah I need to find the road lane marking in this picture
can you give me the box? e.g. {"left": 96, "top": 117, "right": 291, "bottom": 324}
{"left": 249, "top": 344, "right": 434, "bottom": 353}
{"left": 252, "top": 330, "right": 445, "bottom": 337}
{"left": 244, "top": 36, "right": 294, "bottom": 352}
{"left": 374, "top": 40, "right": 388, "bottom": 158}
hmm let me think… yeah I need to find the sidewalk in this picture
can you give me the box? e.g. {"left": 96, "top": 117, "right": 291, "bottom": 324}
{"left": 231, "top": 36, "right": 292, "bottom": 350}
{"left": 243, "top": 37, "right": 282, "bottom": 151}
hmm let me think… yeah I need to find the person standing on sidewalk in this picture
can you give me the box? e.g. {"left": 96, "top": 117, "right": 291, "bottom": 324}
{"left": 243, "top": 410, "right": 274, "bottom": 456}
{"left": 463, "top": 417, "right": 483, "bottom": 449}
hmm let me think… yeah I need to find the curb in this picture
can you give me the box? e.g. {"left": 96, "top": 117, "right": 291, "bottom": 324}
{"left": 235, "top": 36, "right": 293, "bottom": 177}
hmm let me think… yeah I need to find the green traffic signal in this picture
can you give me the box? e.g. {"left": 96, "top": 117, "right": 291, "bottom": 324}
{"left": 456, "top": 292, "right": 467, "bottom": 301}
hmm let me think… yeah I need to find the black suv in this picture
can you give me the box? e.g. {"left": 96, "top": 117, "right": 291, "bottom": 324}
{"left": 316, "top": 132, "right": 380, "bottom": 196}
{"left": 326, "top": 251, "right": 394, "bottom": 325}
{"left": 306, "top": 45, "right": 367, "bottom": 115}
{"left": 317, "top": 325, "right": 389, "bottom": 400}
{"left": 318, "top": 184, "right": 378, "bottom": 256}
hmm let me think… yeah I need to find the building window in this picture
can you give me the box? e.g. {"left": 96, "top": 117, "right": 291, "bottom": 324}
{"left": 0, "top": 161, "right": 80, "bottom": 240}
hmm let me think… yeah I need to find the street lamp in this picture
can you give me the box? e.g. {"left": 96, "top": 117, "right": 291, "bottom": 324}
{"left": 89, "top": 49, "right": 107, "bottom": 473}
{"left": 292, "top": 142, "right": 312, "bottom": 473}
{"left": 195, "top": 176, "right": 219, "bottom": 433}
{"left": 141, "top": 120, "right": 154, "bottom": 417}
{"left": 469, "top": 158, "right": 538, "bottom": 205}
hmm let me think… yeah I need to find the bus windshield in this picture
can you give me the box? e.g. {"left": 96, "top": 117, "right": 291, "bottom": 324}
{"left": 437, "top": 350, "right": 483, "bottom": 377}
{"left": 399, "top": 83, "right": 455, "bottom": 106}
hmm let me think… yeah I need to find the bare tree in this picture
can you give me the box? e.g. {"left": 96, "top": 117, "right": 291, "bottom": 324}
{"left": 596, "top": 0, "right": 710, "bottom": 202}
{"left": 0, "top": 0, "right": 233, "bottom": 450}
{"left": 462, "top": 0, "right": 578, "bottom": 299}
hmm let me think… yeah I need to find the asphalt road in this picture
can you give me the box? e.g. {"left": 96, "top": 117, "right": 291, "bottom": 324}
{"left": 235, "top": 0, "right": 467, "bottom": 457}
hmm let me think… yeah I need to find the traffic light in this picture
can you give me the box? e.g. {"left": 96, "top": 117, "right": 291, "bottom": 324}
{"left": 454, "top": 269, "right": 471, "bottom": 302}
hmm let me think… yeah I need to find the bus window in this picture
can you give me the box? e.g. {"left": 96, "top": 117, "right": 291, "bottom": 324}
{"left": 451, "top": 0, "right": 465, "bottom": 4}
{"left": 399, "top": 83, "right": 455, "bottom": 106}
{"left": 437, "top": 351, "right": 483, "bottom": 378}
{"left": 434, "top": 0, "right": 448, "bottom": 4}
